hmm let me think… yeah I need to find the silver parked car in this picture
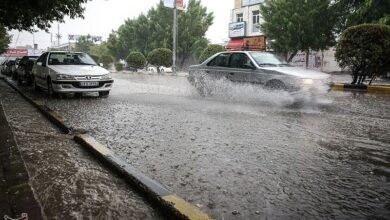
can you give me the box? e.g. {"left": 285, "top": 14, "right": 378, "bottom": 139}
{"left": 32, "top": 51, "right": 113, "bottom": 97}
{"left": 188, "top": 51, "right": 332, "bottom": 95}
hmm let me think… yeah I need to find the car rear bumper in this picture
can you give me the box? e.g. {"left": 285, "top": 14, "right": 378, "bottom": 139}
{"left": 52, "top": 80, "right": 114, "bottom": 93}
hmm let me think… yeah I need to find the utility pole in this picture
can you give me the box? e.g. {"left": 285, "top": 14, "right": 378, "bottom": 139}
{"left": 172, "top": 0, "right": 177, "bottom": 75}
{"left": 57, "top": 22, "right": 60, "bottom": 46}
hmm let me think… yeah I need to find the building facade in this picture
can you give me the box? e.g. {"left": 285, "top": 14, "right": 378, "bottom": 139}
{"left": 226, "top": 0, "right": 266, "bottom": 51}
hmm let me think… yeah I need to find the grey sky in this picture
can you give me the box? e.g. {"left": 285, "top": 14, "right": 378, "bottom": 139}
{"left": 9, "top": 0, "right": 233, "bottom": 49}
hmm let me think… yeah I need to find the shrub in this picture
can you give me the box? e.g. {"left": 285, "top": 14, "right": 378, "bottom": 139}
{"left": 100, "top": 54, "right": 113, "bottom": 68}
{"left": 198, "top": 44, "right": 225, "bottom": 63}
{"left": 147, "top": 48, "right": 172, "bottom": 72}
{"left": 126, "top": 52, "right": 146, "bottom": 69}
{"left": 335, "top": 24, "right": 390, "bottom": 84}
{"left": 114, "top": 62, "right": 124, "bottom": 71}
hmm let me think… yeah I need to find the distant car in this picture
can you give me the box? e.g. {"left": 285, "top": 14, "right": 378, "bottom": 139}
{"left": 32, "top": 51, "right": 113, "bottom": 97}
{"left": 3, "top": 60, "right": 16, "bottom": 76}
{"left": 188, "top": 51, "right": 332, "bottom": 96}
{"left": 147, "top": 66, "right": 157, "bottom": 73}
{"left": 16, "top": 56, "right": 39, "bottom": 85}
{"left": 147, "top": 66, "right": 171, "bottom": 73}
{"left": 0, "top": 60, "right": 7, "bottom": 74}
{"left": 159, "top": 66, "right": 172, "bottom": 73}
{"left": 11, "top": 57, "right": 22, "bottom": 79}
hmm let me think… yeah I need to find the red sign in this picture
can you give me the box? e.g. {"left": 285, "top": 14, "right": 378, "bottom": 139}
{"left": 1, "top": 48, "right": 28, "bottom": 57}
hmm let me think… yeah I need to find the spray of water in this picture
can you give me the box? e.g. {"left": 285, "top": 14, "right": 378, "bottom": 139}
{"left": 189, "top": 72, "right": 332, "bottom": 109}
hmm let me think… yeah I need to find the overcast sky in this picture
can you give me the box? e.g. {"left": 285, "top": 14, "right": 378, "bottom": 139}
{"left": 9, "top": 0, "right": 233, "bottom": 49}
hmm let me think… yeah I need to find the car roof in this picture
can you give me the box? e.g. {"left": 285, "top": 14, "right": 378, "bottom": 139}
{"left": 48, "top": 51, "right": 84, "bottom": 54}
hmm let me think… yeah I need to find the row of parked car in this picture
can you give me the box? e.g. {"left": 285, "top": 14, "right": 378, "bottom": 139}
{"left": 1, "top": 56, "right": 39, "bottom": 85}
{"left": 1, "top": 51, "right": 113, "bottom": 97}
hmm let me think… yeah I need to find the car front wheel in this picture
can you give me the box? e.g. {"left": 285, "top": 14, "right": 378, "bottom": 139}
{"left": 47, "top": 78, "right": 58, "bottom": 97}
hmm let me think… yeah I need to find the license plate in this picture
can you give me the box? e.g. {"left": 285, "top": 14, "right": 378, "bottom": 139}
{"left": 80, "top": 81, "right": 99, "bottom": 87}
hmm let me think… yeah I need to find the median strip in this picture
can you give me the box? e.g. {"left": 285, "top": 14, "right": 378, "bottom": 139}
{"left": 1, "top": 76, "right": 212, "bottom": 220}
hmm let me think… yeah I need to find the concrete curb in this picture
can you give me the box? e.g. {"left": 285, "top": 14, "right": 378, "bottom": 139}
{"left": 74, "top": 134, "right": 211, "bottom": 220}
{"left": 1, "top": 76, "right": 212, "bottom": 220}
{"left": 332, "top": 83, "right": 390, "bottom": 92}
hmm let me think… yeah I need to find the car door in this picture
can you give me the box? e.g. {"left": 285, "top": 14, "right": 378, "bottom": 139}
{"left": 227, "top": 53, "right": 257, "bottom": 83}
{"left": 205, "top": 53, "right": 231, "bottom": 80}
{"left": 34, "top": 52, "right": 48, "bottom": 87}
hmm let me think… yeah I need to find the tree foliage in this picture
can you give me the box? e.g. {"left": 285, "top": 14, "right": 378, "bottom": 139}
{"left": 335, "top": 24, "right": 390, "bottom": 85}
{"left": 114, "top": 62, "right": 124, "bottom": 71}
{"left": 260, "top": 0, "right": 336, "bottom": 64}
{"left": 75, "top": 35, "right": 94, "bottom": 53}
{"left": 100, "top": 54, "right": 113, "bottom": 68}
{"left": 126, "top": 52, "right": 146, "bottom": 69}
{"left": 109, "top": 0, "right": 213, "bottom": 69}
{"left": 0, "top": 26, "right": 11, "bottom": 54}
{"left": 333, "top": 0, "right": 390, "bottom": 33}
{"left": 198, "top": 44, "right": 224, "bottom": 63}
{"left": 0, "top": 0, "right": 88, "bottom": 31}
{"left": 147, "top": 48, "right": 172, "bottom": 72}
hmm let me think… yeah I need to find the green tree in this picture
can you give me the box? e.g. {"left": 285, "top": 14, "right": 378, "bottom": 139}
{"left": 100, "top": 54, "right": 113, "bottom": 68}
{"left": 114, "top": 0, "right": 213, "bottom": 69}
{"left": 177, "top": 0, "right": 213, "bottom": 67}
{"left": 335, "top": 24, "right": 390, "bottom": 85}
{"left": 0, "top": 0, "right": 87, "bottom": 31}
{"left": 198, "top": 44, "right": 224, "bottom": 63}
{"left": 260, "top": 0, "right": 336, "bottom": 67}
{"left": 114, "top": 62, "right": 124, "bottom": 71}
{"left": 126, "top": 52, "right": 146, "bottom": 69}
{"left": 334, "top": 0, "right": 390, "bottom": 33}
{"left": 0, "top": 26, "right": 11, "bottom": 53}
{"left": 90, "top": 42, "right": 110, "bottom": 59}
{"left": 75, "top": 35, "right": 94, "bottom": 53}
{"left": 106, "top": 31, "right": 128, "bottom": 60}
{"left": 147, "top": 48, "right": 172, "bottom": 73}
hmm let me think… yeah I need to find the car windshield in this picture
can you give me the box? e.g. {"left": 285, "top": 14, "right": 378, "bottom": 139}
{"left": 249, "top": 52, "right": 291, "bottom": 67}
{"left": 48, "top": 52, "right": 96, "bottom": 65}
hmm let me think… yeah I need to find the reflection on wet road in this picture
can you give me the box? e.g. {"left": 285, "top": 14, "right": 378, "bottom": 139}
{"left": 15, "top": 73, "right": 390, "bottom": 219}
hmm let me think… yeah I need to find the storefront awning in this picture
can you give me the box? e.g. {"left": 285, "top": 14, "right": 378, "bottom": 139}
{"left": 225, "top": 38, "right": 244, "bottom": 51}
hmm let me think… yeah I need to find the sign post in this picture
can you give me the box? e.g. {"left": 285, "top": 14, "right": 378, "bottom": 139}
{"left": 173, "top": 0, "right": 177, "bottom": 75}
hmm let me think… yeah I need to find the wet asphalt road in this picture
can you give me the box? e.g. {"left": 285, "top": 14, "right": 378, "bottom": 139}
{"left": 8, "top": 73, "right": 390, "bottom": 219}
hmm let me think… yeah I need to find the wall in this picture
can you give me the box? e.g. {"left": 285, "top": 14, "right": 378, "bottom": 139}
{"left": 290, "top": 48, "right": 343, "bottom": 73}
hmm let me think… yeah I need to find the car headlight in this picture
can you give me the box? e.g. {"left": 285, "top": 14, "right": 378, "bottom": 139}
{"left": 57, "top": 74, "right": 75, "bottom": 80}
{"left": 101, "top": 74, "right": 111, "bottom": 79}
{"left": 302, "top": 78, "right": 314, "bottom": 85}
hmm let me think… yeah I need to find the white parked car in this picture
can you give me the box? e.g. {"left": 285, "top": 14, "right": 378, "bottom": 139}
{"left": 159, "top": 66, "right": 172, "bottom": 73}
{"left": 147, "top": 66, "right": 172, "bottom": 73}
{"left": 147, "top": 66, "right": 157, "bottom": 73}
{"left": 32, "top": 51, "right": 113, "bottom": 97}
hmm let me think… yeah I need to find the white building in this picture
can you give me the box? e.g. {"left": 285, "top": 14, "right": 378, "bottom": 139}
{"left": 226, "top": 0, "right": 266, "bottom": 51}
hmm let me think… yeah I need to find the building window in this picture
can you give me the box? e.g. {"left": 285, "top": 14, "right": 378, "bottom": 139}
{"left": 252, "top": 10, "right": 260, "bottom": 33}
{"left": 236, "top": 13, "right": 243, "bottom": 22}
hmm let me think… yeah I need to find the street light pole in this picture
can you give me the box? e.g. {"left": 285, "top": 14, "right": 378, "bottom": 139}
{"left": 173, "top": 0, "right": 177, "bottom": 75}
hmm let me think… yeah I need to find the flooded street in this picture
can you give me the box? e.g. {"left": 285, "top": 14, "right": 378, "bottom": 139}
{"left": 10, "top": 73, "right": 390, "bottom": 219}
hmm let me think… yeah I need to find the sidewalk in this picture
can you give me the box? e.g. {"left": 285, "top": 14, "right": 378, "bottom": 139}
{"left": 0, "top": 80, "right": 163, "bottom": 219}
{"left": 0, "top": 103, "right": 43, "bottom": 220}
